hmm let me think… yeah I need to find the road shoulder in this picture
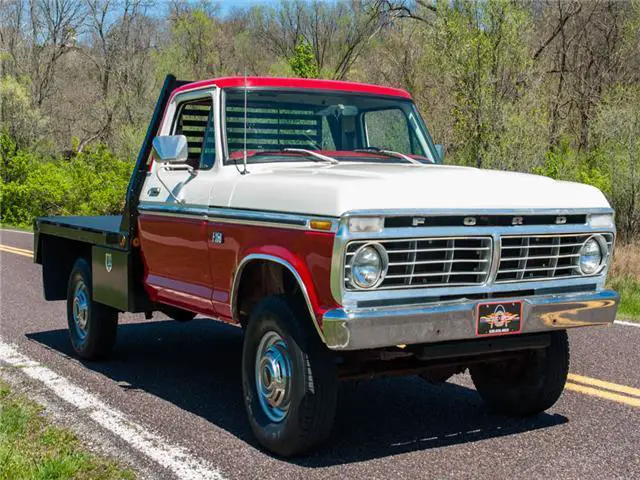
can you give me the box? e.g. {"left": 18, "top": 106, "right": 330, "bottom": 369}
{"left": 0, "top": 341, "right": 225, "bottom": 480}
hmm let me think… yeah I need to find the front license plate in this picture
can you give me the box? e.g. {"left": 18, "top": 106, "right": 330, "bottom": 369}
{"left": 476, "top": 301, "right": 523, "bottom": 336}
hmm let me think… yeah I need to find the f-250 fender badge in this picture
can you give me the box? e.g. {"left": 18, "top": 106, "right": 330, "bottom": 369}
{"left": 105, "top": 253, "right": 113, "bottom": 273}
{"left": 212, "top": 232, "right": 224, "bottom": 244}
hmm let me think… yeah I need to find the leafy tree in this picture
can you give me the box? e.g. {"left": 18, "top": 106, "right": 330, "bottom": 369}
{"left": 594, "top": 85, "right": 640, "bottom": 241}
{"left": 1, "top": 0, "right": 640, "bottom": 240}
{"left": 289, "top": 40, "right": 319, "bottom": 78}
{"left": 0, "top": 76, "right": 47, "bottom": 147}
{"left": 430, "top": 0, "right": 534, "bottom": 169}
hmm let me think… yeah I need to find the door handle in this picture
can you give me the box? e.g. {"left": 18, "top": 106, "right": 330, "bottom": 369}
{"left": 147, "top": 187, "right": 160, "bottom": 197}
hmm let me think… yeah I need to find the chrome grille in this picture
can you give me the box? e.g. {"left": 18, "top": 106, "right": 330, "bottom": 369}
{"left": 345, "top": 237, "right": 492, "bottom": 290}
{"left": 496, "top": 233, "right": 614, "bottom": 283}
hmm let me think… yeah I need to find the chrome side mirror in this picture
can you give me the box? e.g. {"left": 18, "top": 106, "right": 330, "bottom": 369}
{"left": 435, "top": 144, "right": 445, "bottom": 163}
{"left": 152, "top": 135, "right": 188, "bottom": 164}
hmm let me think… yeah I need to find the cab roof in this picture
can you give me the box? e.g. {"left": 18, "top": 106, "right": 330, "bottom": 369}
{"left": 173, "top": 76, "right": 413, "bottom": 100}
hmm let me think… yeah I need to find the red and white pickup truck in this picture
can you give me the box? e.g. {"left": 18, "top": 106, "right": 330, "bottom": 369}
{"left": 35, "top": 75, "right": 620, "bottom": 456}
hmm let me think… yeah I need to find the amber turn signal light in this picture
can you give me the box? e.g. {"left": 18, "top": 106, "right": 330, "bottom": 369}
{"left": 310, "top": 220, "right": 333, "bottom": 231}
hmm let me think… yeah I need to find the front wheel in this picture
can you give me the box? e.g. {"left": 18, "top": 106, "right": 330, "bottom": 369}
{"left": 241, "top": 295, "right": 337, "bottom": 457}
{"left": 470, "top": 330, "right": 569, "bottom": 416}
{"left": 67, "top": 258, "right": 118, "bottom": 360}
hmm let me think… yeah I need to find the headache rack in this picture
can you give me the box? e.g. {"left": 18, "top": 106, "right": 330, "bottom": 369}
{"left": 225, "top": 100, "right": 322, "bottom": 152}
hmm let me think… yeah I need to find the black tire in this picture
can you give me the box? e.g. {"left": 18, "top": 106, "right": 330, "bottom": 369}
{"left": 470, "top": 330, "right": 569, "bottom": 416}
{"left": 67, "top": 258, "right": 118, "bottom": 360}
{"left": 242, "top": 295, "right": 337, "bottom": 457}
{"left": 418, "top": 372, "right": 453, "bottom": 383}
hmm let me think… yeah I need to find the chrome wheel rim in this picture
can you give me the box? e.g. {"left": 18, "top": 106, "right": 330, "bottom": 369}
{"left": 255, "top": 331, "right": 292, "bottom": 423}
{"left": 72, "top": 281, "right": 89, "bottom": 340}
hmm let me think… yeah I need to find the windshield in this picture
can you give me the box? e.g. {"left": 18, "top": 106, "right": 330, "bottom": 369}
{"left": 223, "top": 89, "right": 439, "bottom": 165}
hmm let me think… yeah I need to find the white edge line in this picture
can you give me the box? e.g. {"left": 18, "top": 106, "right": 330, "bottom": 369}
{"left": 0, "top": 341, "right": 225, "bottom": 480}
{"left": 614, "top": 320, "right": 640, "bottom": 328}
{"left": 0, "top": 228, "right": 34, "bottom": 235}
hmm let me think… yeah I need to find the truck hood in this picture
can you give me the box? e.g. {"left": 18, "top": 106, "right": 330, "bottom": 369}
{"left": 223, "top": 162, "right": 610, "bottom": 217}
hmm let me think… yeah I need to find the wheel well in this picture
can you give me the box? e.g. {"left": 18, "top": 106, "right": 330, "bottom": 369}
{"left": 234, "top": 259, "right": 308, "bottom": 329}
{"left": 40, "top": 234, "right": 91, "bottom": 300}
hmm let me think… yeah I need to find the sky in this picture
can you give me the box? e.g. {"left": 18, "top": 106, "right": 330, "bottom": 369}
{"left": 153, "top": 0, "right": 295, "bottom": 16}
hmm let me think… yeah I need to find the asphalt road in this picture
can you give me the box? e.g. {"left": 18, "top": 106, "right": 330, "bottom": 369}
{"left": 1, "top": 228, "right": 639, "bottom": 479}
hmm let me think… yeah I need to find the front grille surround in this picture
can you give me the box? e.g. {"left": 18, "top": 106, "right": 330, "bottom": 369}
{"left": 343, "top": 232, "right": 614, "bottom": 291}
{"left": 495, "top": 233, "right": 614, "bottom": 283}
{"left": 344, "top": 236, "right": 493, "bottom": 290}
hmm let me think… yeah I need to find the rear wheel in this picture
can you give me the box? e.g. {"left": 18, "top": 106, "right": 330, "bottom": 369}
{"left": 470, "top": 330, "right": 569, "bottom": 416}
{"left": 242, "top": 295, "right": 337, "bottom": 457}
{"left": 67, "top": 258, "right": 118, "bottom": 360}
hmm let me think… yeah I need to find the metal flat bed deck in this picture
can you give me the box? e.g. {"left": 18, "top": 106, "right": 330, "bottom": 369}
{"left": 36, "top": 215, "right": 124, "bottom": 249}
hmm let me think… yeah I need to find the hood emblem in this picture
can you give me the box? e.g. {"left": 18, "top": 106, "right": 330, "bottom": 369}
{"left": 463, "top": 217, "right": 476, "bottom": 226}
{"left": 105, "top": 253, "right": 113, "bottom": 273}
{"left": 412, "top": 217, "right": 426, "bottom": 227}
{"left": 512, "top": 216, "right": 524, "bottom": 225}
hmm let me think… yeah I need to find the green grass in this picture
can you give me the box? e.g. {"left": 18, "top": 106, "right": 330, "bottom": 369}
{"left": 0, "top": 381, "right": 134, "bottom": 480}
{"left": 608, "top": 276, "right": 640, "bottom": 322}
{"left": 0, "top": 223, "right": 33, "bottom": 233}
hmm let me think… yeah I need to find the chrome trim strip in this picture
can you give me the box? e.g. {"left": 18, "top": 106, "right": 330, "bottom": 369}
{"left": 345, "top": 224, "right": 615, "bottom": 240}
{"left": 322, "top": 289, "right": 620, "bottom": 350}
{"left": 138, "top": 210, "right": 209, "bottom": 221}
{"left": 138, "top": 202, "right": 338, "bottom": 232}
{"left": 341, "top": 207, "right": 614, "bottom": 218}
{"left": 347, "top": 276, "right": 607, "bottom": 306}
{"left": 487, "top": 233, "right": 501, "bottom": 283}
{"left": 230, "top": 253, "right": 325, "bottom": 342}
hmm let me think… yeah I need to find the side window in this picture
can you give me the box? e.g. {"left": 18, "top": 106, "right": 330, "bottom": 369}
{"left": 364, "top": 108, "right": 411, "bottom": 153}
{"left": 199, "top": 109, "right": 216, "bottom": 169}
{"left": 174, "top": 99, "right": 215, "bottom": 169}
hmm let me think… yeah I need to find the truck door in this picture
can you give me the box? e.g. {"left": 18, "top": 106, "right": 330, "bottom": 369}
{"left": 137, "top": 94, "right": 218, "bottom": 315}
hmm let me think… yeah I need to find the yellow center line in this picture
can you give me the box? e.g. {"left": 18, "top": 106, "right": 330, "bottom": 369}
{"left": 0, "top": 244, "right": 33, "bottom": 254}
{"left": 566, "top": 382, "right": 640, "bottom": 408}
{"left": 568, "top": 373, "right": 640, "bottom": 398}
{"left": 0, "top": 245, "right": 33, "bottom": 258}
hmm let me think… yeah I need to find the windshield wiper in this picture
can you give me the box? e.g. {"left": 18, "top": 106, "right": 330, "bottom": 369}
{"left": 283, "top": 148, "right": 340, "bottom": 165}
{"left": 355, "top": 147, "right": 431, "bottom": 165}
{"left": 234, "top": 148, "right": 339, "bottom": 165}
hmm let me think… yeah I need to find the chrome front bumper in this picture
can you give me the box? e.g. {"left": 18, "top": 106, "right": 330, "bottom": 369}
{"left": 322, "top": 289, "right": 620, "bottom": 350}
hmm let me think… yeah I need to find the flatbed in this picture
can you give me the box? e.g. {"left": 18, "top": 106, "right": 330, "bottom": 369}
{"left": 36, "top": 216, "right": 124, "bottom": 249}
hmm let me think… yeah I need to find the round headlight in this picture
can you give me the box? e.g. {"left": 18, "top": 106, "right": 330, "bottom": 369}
{"left": 350, "top": 244, "right": 388, "bottom": 289}
{"left": 579, "top": 236, "right": 605, "bottom": 275}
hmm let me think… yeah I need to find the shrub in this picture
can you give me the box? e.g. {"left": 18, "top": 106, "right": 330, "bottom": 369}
{"left": 0, "top": 132, "right": 132, "bottom": 227}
